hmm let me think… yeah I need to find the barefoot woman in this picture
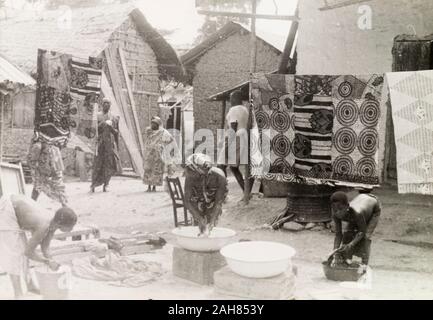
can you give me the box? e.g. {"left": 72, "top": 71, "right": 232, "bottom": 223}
{"left": 0, "top": 194, "right": 77, "bottom": 299}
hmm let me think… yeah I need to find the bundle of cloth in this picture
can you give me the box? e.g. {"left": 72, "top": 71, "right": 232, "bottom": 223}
{"left": 72, "top": 251, "right": 164, "bottom": 288}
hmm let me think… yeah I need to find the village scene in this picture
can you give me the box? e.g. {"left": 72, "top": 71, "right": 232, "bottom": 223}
{"left": 0, "top": 0, "right": 433, "bottom": 301}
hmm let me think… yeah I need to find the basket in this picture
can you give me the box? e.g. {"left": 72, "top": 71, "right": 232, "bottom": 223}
{"left": 286, "top": 184, "right": 335, "bottom": 223}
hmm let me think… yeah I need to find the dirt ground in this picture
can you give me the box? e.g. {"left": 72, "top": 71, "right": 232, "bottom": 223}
{"left": 1, "top": 174, "right": 432, "bottom": 300}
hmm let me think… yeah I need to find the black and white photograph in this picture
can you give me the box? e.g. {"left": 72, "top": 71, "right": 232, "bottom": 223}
{"left": 0, "top": 0, "right": 432, "bottom": 302}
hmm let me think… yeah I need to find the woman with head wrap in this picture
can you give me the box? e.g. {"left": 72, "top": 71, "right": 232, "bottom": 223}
{"left": 143, "top": 116, "right": 179, "bottom": 192}
{"left": 184, "top": 154, "right": 228, "bottom": 236}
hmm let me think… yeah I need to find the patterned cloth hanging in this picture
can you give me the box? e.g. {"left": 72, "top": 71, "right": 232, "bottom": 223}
{"left": 331, "top": 74, "right": 386, "bottom": 186}
{"left": 36, "top": 50, "right": 72, "bottom": 147}
{"left": 251, "top": 73, "right": 388, "bottom": 188}
{"left": 293, "top": 75, "right": 335, "bottom": 180}
{"left": 251, "top": 74, "right": 300, "bottom": 183}
{"left": 68, "top": 56, "right": 103, "bottom": 147}
{"left": 35, "top": 49, "right": 103, "bottom": 148}
{"left": 388, "top": 70, "right": 433, "bottom": 195}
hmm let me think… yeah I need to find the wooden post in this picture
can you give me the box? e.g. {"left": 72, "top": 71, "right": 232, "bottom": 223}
{"left": 118, "top": 47, "right": 145, "bottom": 155}
{"left": 221, "top": 99, "right": 226, "bottom": 129}
{"left": 181, "top": 107, "right": 185, "bottom": 164}
{"left": 0, "top": 95, "right": 4, "bottom": 163}
{"left": 244, "top": 0, "right": 257, "bottom": 205}
{"left": 278, "top": 7, "right": 299, "bottom": 73}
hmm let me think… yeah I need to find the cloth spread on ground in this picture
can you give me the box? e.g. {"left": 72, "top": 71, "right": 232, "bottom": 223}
{"left": 251, "top": 73, "right": 387, "bottom": 187}
{"left": 72, "top": 251, "right": 163, "bottom": 288}
{"left": 388, "top": 70, "right": 433, "bottom": 195}
{"left": 0, "top": 196, "right": 27, "bottom": 276}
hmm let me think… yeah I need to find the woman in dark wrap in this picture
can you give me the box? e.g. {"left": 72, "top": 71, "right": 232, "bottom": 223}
{"left": 90, "top": 99, "right": 120, "bottom": 192}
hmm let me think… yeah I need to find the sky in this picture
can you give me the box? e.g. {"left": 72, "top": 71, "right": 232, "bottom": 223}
{"left": 4, "top": 0, "right": 298, "bottom": 47}
{"left": 137, "top": 0, "right": 298, "bottom": 47}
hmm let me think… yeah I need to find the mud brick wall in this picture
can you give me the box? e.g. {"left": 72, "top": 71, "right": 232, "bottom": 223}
{"left": 110, "top": 17, "right": 160, "bottom": 142}
{"left": 192, "top": 31, "right": 281, "bottom": 157}
{"left": 0, "top": 95, "right": 33, "bottom": 160}
{"left": 297, "top": 0, "right": 433, "bottom": 75}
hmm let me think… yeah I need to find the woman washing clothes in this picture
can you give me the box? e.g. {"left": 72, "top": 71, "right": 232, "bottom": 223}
{"left": 184, "top": 154, "right": 228, "bottom": 237}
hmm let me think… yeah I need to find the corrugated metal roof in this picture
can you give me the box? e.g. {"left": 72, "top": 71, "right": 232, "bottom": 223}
{"left": 0, "top": 54, "right": 36, "bottom": 86}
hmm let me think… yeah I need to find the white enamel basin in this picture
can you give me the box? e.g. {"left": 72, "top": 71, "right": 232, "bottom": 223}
{"left": 220, "top": 241, "right": 296, "bottom": 278}
{"left": 172, "top": 226, "right": 236, "bottom": 252}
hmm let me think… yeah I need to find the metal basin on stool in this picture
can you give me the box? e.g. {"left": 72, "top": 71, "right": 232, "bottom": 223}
{"left": 172, "top": 226, "right": 236, "bottom": 252}
{"left": 220, "top": 241, "right": 296, "bottom": 278}
{"left": 322, "top": 261, "right": 365, "bottom": 282}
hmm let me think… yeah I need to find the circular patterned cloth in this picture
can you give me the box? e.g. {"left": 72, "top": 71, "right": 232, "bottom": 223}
{"left": 338, "top": 81, "right": 353, "bottom": 98}
{"left": 358, "top": 128, "right": 378, "bottom": 156}
{"left": 356, "top": 157, "right": 376, "bottom": 177}
{"left": 333, "top": 155, "right": 354, "bottom": 176}
{"left": 336, "top": 99, "right": 359, "bottom": 126}
{"left": 255, "top": 111, "right": 271, "bottom": 130}
{"left": 272, "top": 134, "right": 291, "bottom": 158}
{"left": 271, "top": 111, "right": 291, "bottom": 132}
{"left": 360, "top": 99, "right": 380, "bottom": 126}
{"left": 334, "top": 127, "right": 357, "bottom": 155}
{"left": 269, "top": 97, "right": 280, "bottom": 111}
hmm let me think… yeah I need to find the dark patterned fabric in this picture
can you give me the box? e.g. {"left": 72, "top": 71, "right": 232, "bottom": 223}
{"left": 251, "top": 73, "right": 387, "bottom": 187}
{"left": 91, "top": 120, "right": 120, "bottom": 188}
{"left": 35, "top": 50, "right": 103, "bottom": 149}
{"left": 293, "top": 75, "right": 335, "bottom": 179}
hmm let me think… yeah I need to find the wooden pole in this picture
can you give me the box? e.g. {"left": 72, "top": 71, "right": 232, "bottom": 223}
{"left": 118, "top": 48, "right": 145, "bottom": 155}
{"left": 181, "top": 107, "right": 185, "bottom": 164}
{"left": 278, "top": 7, "right": 299, "bottom": 73}
{"left": 244, "top": 0, "right": 257, "bottom": 205}
{"left": 0, "top": 95, "right": 4, "bottom": 163}
{"left": 197, "top": 10, "right": 297, "bottom": 21}
{"left": 221, "top": 99, "right": 226, "bottom": 129}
